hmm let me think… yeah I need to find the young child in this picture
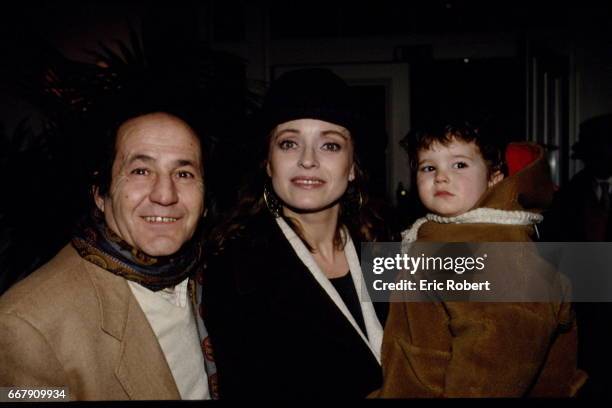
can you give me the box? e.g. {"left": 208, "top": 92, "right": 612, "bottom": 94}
{"left": 376, "top": 123, "right": 587, "bottom": 397}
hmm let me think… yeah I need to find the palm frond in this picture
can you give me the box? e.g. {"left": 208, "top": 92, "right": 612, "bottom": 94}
{"left": 2, "top": 18, "right": 265, "bottom": 293}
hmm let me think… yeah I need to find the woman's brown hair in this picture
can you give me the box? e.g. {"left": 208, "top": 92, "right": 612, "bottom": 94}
{"left": 209, "top": 127, "right": 385, "bottom": 255}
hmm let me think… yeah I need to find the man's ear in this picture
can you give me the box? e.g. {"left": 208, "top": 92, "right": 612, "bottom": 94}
{"left": 488, "top": 170, "right": 504, "bottom": 188}
{"left": 93, "top": 186, "right": 105, "bottom": 212}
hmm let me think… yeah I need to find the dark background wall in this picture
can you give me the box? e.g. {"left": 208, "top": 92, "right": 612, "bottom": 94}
{"left": 1, "top": 0, "right": 612, "bottom": 292}
{"left": 3, "top": 2, "right": 611, "bottom": 183}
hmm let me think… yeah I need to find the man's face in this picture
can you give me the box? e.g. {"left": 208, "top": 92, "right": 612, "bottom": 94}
{"left": 416, "top": 139, "right": 502, "bottom": 217}
{"left": 95, "top": 113, "right": 205, "bottom": 256}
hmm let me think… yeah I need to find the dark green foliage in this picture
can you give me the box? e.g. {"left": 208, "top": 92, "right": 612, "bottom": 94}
{"left": 1, "top": 18, "right": 263, "bottom": 294}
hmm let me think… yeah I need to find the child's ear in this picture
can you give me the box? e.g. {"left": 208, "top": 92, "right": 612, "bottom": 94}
{"left": 488, "top": 170, "right": 504, "bottom": 188}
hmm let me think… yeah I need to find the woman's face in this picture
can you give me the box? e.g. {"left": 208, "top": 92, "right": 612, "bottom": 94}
{"left": 266, "top": 118, "right": 355, "bottom": 213}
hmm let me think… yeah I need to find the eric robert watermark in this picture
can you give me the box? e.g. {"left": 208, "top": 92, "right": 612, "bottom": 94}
{"left": 373, "top": 278, "right": 491, "bottom": 292}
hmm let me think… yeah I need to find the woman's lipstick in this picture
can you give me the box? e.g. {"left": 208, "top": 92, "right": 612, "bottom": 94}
{"left": 291, "top": 176, "right": 325, "bottom": 189}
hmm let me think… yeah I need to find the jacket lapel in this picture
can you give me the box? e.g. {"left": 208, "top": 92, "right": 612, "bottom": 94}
{"left": 86, "top": 262, "right": 180, "bottom": 400}
{"left": 274, "top": 217, "right": 383, "bottom": 363}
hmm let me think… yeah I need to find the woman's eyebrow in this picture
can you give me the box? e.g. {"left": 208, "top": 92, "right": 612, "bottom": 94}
{"left": 275, "top": 128, "right": 300, "bottom": 138}
{"left": 321, "top": 130, "right": 349, "bottom": 140}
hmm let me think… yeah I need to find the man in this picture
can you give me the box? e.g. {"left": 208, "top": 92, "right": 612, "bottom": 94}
{"left": 544, "top": 114, "right": 612, "bottom": 242}
{"left": 542, "top": 113, "right": 612, "bottom": 398}
{"left": 0, "top": 111, "right": 216, "bottom": 400}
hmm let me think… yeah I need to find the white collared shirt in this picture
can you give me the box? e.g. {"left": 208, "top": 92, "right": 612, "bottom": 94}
{"left": 128, "top": 278, "right": 209, "bottom": 400}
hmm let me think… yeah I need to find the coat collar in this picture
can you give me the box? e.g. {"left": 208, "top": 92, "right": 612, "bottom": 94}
{"left": 476, "top": 142, "right": 554, "bottom": 212}
{"left": 275, "top": 217, "right": 383, "bottom": 364}
{"left": 82, "top": 254, "right": 181, "bottom": 399}
{"left": 403, "top": 142, "right": 552, "bottom": 243}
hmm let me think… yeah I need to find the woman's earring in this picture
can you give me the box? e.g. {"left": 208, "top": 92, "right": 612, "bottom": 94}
{"left": 357, "top": 190, "right": 364, "bottom": 210}
{"left": 263, "top": 184, "right": 282, "bottom": 218}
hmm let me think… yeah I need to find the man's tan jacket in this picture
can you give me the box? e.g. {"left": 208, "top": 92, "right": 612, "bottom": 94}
{"left": 0, "top": 245, "right": 181, "bottom": 400}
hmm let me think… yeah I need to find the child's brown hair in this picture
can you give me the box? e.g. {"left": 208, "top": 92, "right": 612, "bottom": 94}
{"left": 401, "top": 121, "right": 506, "bottom": 177}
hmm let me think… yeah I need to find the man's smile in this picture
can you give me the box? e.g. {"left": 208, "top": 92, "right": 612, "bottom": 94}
{"left": 142, "top": 216, "right": 180, "bottom": 223}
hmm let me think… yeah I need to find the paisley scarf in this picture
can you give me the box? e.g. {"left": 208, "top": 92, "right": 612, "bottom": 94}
{"left": 71, "top": 209, "right": 202, "bottom": 291}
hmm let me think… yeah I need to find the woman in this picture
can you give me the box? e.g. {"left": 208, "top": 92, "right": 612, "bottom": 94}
{"left": 202, "top": 69, "right": 384, "bottom": 398}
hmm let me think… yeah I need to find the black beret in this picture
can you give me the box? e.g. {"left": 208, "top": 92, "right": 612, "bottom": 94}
{"left": 260, "top": 68, "right": 364, "bottom": 140}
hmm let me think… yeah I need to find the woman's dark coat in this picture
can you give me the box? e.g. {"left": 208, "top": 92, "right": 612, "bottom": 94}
{"left": 202, "top": 214, "right": 382, "bottom": 398}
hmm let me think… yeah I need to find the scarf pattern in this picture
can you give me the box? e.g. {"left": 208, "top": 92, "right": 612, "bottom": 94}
{"left": 71, "top": 210, "right": 202, "bottom": 291}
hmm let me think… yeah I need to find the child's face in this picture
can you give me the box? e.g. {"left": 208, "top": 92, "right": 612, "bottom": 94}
{"left": 416, "top": 139, "right": 502, "bottom": 217}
